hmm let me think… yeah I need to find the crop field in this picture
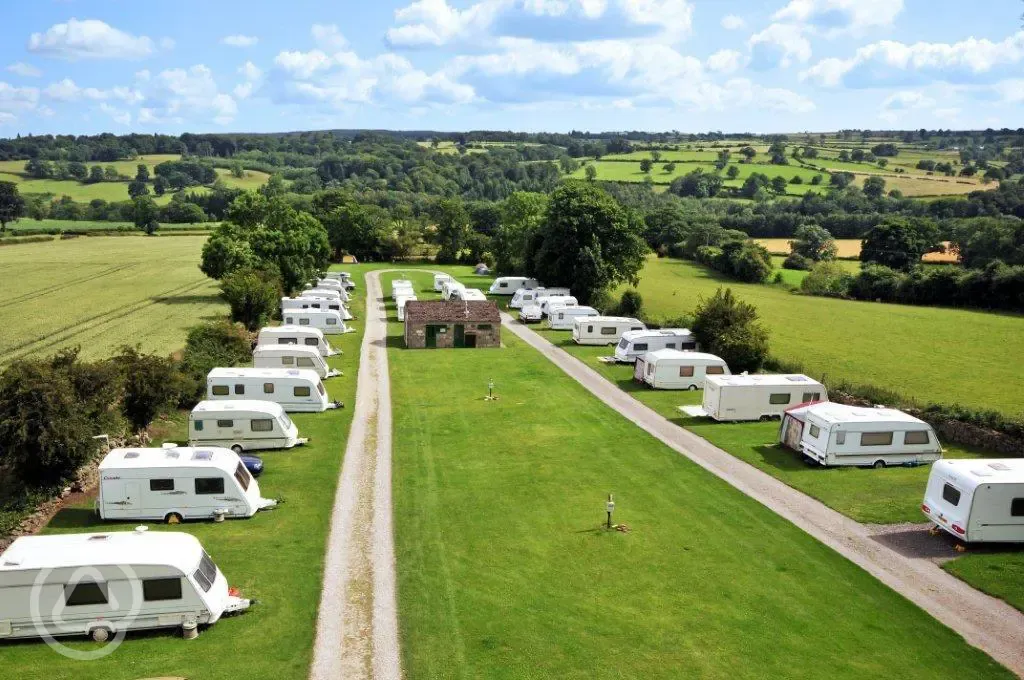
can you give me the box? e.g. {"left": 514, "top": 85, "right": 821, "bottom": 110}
{"left": 611, "top": 257, "right": 1024, "bottom": 416}
{"left": 0, "top": 283, "right": 363, "bottom": 680}
{"left": 757, "top": 238, "right": 960, "bottom": 263}
{"left": 382, "top": 270, "right": 1009, "bottom": 679}
{"left": 0, "top": 235, "right": 226, "bottom": 365}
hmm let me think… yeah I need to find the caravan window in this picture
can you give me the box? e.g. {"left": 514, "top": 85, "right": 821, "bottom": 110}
{"left": 234, "top": 384, "right": 245, "bottom": 395}
{"left": 666, "top": 343, "right": 676, "bottom": 349}
{"left": 281, "top": 337, "right": 297, "bottom": 345}
{"left": 212, "top": 385, "right": 229, "bottom": 396}
{"left": 304, "top": 338, "right": 319, "bottom": 347}
{"left": 942, "top": 483, "right": 962, "bottom": 506}
{"left": 835, "top": 431, "right": 846, "bottom": 445}
{"left": 904, "top": 431, "right": 930, "bottom": 445}
{"left": 633, "top": 343, "right": 648, "bottom": 352}
{"left": 861, "top": 432, "right": 894, "bottom": 446}
{"left": 234, "top": 462, "right": 251, "bottom": 491}
{"left": 263, "top": 383, "right": 275, "bottom": 394}
{"left": 297, "top": 357, "right": 315, "bottom": 367}
{"left": 150, "top": 479, "right": 174, "bottom": 491}
{"left": 326, "top": 318, "right": 337, "bottom": 325}
{"left": 802, "top": 392, "right": 821, "bottom": 402}
{"left": 281, "top": 356, "right": 295, "bottom": 365}
{"left": 279, "top": 413, "right": 293, "bottom": 430}
{"left": 769, "top": 393, "right": 791, "bottom": 405}
{"left": 809, "top": 425, "right": 821, "bottom": 438}
{"left": 143, "top": 578, "right": 183, "bottom": 602}
{"left": 706, "top": 366, "right": 725, "bottom": 375}
{"left": 1011, "top": 499, "right": 1024, "bottom": 517}
{"left": 617, "top": 338, "right": 629, "bottom": 349}
{"left": 317, "top": 382, "right": 326, "bottom": 396}
{"left": 251, "top": 419, "right": 274, "bottom": 432}
{"left": 194, "top": 420, "right": 204, "bottom": 431}
{"left": 195, "top": 478, "right": 225, "bottom": 495}
{"left": 64, "top": 581, "right": 108, "bottom": 607}
{"left": 294, "top": 386, "right": 311, "bottom": 397}
{"left": 216, "top": 419, "right": 234, "bottom": 428}
{"left": 193, "top": 552, "right": 218, "bottom": 593}
{"left": 679, "top": 366, "right": 695, "bottom": 377}
{"left": 600, "top": 327, "right": 618, "bottom": 336}
{"left": 299, "top": 318, "right": 310, "bottom": 326}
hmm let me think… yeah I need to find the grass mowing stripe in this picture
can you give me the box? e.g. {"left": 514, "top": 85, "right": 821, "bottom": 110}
{"left": 383, "top": 269, "right": 1010, "bottom": 680}
{"left": 0, "top": 264, "right": 136, "bottom": 310}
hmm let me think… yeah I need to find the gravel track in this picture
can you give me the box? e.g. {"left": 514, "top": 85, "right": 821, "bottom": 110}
{"left": 501, "top": 311, "right": 1024, "bottom": 677}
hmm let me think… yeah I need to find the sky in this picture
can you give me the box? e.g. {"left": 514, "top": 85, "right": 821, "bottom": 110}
{"left": 0, "top": 0, "right": 1022, "bottom": 136}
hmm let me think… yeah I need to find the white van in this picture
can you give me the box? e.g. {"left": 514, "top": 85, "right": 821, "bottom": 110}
{"left": 488, "top": 277, "right": 539, "bottom": 295}
{"left": 691, "top": 374, "right": 827, "bottom": 421}
{"left": 257, "top": 325, "right": 337, "bottom": 357}
{"left": 0, "top": 529, "right": 252, "bottom": 642}
{"left": 922, "top": 459, "right": 1024, "bottom": 543}
{"left": 441, "top": 280, "right": 466, "bottom": 301}
{"left": 634, "top": 350, "right": 729, "bottom": 390}
{"left": 433, "top": 273, "right": 453, "bottom": 292}
{"left": 97, "top": 446, "right": 276, "bottom": 522}
{"left": 396, "top": 294, "right": 417, "bottom": 321}
{"left": 548, "top": 306, "right": 599, "bottom": 330}
{"left": 206, "top": 368, "right": 338, "bottom": 412}
{"left": 451, "top": 288, "right": 487, "bottom": 301}
{"left": 281, "top": 309, "right": 348, "bottom": 335}
{"left": 614, "top": 329, "right": 698, "bottom": 363}
{"left": 252, "top": 344, "right": 339, "bottom": 379}
{"left": 510, "top": 287, "right": 569, "bottom": 309}
{"left": 189, "top": 400, "right": 305, "bottom": 453}
{"left": 779, "top": 402, "right": 942, "bottom": 468}
{"left": 281, "top": 297, "right": 352, "bottom": 320}
{"left": 571, "top": 316, "right": 646, "bottom": 345}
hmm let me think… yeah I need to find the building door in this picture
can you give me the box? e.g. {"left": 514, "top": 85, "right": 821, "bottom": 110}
{"left": 454, "top": 324, "right": 465, "bottom": 348}
{"left": 426, "top": 325, "right": 439, "bottom": 348}
{"left": 465, "top": 333, "right": 477, "bottom": 348}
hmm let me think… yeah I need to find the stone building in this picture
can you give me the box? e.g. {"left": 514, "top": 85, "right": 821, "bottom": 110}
{"left": 404, "top": 300, "right": 501, "bottom": 348}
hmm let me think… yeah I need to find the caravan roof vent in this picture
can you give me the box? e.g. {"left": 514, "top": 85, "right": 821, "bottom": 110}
{"left": 192, "top": 450, "right": 214, "bottom": 461}
{"left": 971, "top": 468, "right": 995, "bottom": 477}
{"left": 123, "top": 451, "right": 140, "bottom": 459}
{"left": 87, "top": 535, "right": 110, "bottom": 541}
{"left": 164, "top": 449, "right": 180, "bottom": 459}
{"left": 785, "top": 376, "right": 809, "bottom": 382}
{"left": 988, "top": 462, "right": 1012, "bottom": 471}
{"left": 287, "top": 370, "right": 300, "bottom": 376}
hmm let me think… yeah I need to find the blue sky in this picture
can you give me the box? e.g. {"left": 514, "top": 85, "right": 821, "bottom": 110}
{"left": 1, "top": 0, "right": 1022, "bottom": 135}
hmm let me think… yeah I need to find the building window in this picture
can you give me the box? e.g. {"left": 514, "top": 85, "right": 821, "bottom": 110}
{"left": 942, "top": 483, "right": 961, "bottom": 506}
{"left": 263, "top": 383, "right": 275, "bottom": 394}
{"left": 64, "top": 581, "right": 108, "bottom": 607}
{"left": 861, "top": 432, "right": 894, "bottom": 446}
{"left": 769, "top": 393, "right": 790, "bottom": 405}
{"left": 193, "top": 420, "right": 204, "bottom": 431}
{"left": 143, "top": 578, "right": 183, "bottom": 602}
{"left": 195, "top": 478, "right": 225, "bottom": 495}
{"left": 600, "top": 327, "right": 618, "bottom": 335}
{"left": 679, "top": 365, "right": 695, "bottom": 377}
{"left": 281, "top": 356, "right": 295, "bottom": 365}
{"left": 836, "top": 431, "right": 846, "bottom": 445}
{"left": 251, "top": 418, "right": 274, "bottom": 432}
{"left": 706, "top": 366, "right": 725, "bottom": 375}
{"left": 234, "top": 384, "right": 245, "bottom": 395}
{"left": 216, "top": 419, "right": 234, "bottom": 428}
{"left": 477, "top": 324, "right": 492, "bottom": 331}
{"left": 150, "top": 479, "right": 174, "bottom": 492}
{"left": 212, "top": 385, "right": 229, "bottom": 396}
{"left": 1011, "top": 498, "right": 1024, "bottom": 517}
{"left": 634, "top": 343, "right": 648, "bottom": 351}
{"left": 904, "top": 430, "right": 930, "bottom": 445}
{"left": 297, "top": 357, "right": 314, "bottom": 367}
{"left": 809, "top": 424, "right": 820, "bottom": 438}
{"left": 802, "top": 392, "right": 821, "bottom": 402}
{"left": 294, "top": 386, "right": 311, "bottom": 397}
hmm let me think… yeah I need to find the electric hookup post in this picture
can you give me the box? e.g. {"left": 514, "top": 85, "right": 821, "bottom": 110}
{"left": 606, "top": 493, "right": 615, "bottom": 529}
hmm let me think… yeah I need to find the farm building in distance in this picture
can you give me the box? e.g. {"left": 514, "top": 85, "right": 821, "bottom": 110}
{"left": 404, "top": 300, "right": 501, "bottom": 348}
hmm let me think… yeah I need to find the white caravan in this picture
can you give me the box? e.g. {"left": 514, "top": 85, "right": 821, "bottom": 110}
{"left": 396, "top": 294, "right": 417, "bottom": 321}
{"left": 613, "top": 329, "right": 697, "bottom": 363}
{"left": 571, "top": 316, "right": 646, "bottom": 345}
{"left": 301, "top": 288, "right": 345, "bottom": 302}
{"left": 451, "top": 288, "right": 487, "bottom": 302}
{"left": 189, "top": 400, "right": 305, "bottom": 453}
{"left": 922, "top": 459, "right": 1024, "bottom": 543}
{"left": 391, "top": 279, "right": 414, "bottom": 299}
{"left": 510, "top": 287, "right": 570, "bottom": 309}
{"left": 97, "top": 446, "right": 276, "bottom": 522}
{"left": 488, "top": 277, "right": 539, "bottom": 295}
{"left": 521, "top": 296, "right": 575, "bottom": 322}
{"left": 206, "top": 368, "right": 338, "bottom": 413}
{"left": 441, "top": 280, "right": 466, "bottom": 301}
{"left": 257, "top": 325, "right": 337, "bottom": 357}
{"left": 314, "top": 279, "right": 349, "bottom": 299}
{"left": 693, "top": 374, "right": 827, "bottom": 421}
{"left": 252, "top": 344, "right": 339, "bottom": 379}
{"left": 281, "top": 297, "right": 352, "bottom": 320}
{"left": 779, "top": 402, "right": 941, "bottom": 468}
{"left": 0, "top": 529, "right": 252, "bottom": 642}
{"left": 548, "top": 306, "right": 599, "bottom": 330}
{"left": 280, "top": 309, "right": 348, "bottom": 335}
{"left": 634, "top": 350, "right": 729, "bottom": 390}
{"left": 433, "top": 273, "right": 453, "bottom": 292}
{"left": 323, "top": 271, "right": 355, "bottom": 290}
{"left": 541, "top": 295, "right": 578, "bottom": 316}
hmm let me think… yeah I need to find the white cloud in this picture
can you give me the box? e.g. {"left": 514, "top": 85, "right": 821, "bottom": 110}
{"left": 619, "top": 0, "right": 693, "bottom": 34}
{"left": 878, "top": 89, "right": 935, "bottom": 122}
{"left": 0, "top": 82, "right": 40, "bottom": 112}
{"left": 720, "top": 14, "right": 745, "bottom": 30}
{"left": 7, "top": 62, "right": 42, "bottom": 78}
{"left": 993, "top": 79, "right": 1024, "bottom": 104}
{"left": 801, "top": 31, "right": 1024, "bottom": 87}
{"left": 311, "top": 24, "right": 348, "bottom": 51}
{"left": 42, "top": 78, "right": 144, "bottom": 104}
{"left": 28, "top": 18, "right": 160, "bottom": 60}
{"left": 773, "top": 0, "right": 903, "bottom": 35}
{"left": 234, "top": 61, "right": 263, "bottom": 99}
{"left": 222, "top": 35, "right": 259, "bottom": 48}
{"left": 749, "top": 24, "right": 812, "bottom": 68}
{"left": 275, "top": 50, "right": 335, "bottom": 79}
{"left": 386, "top": 0, "right": 504, "bottom": 47}
{"left": 0, "top": 112, "right": 16, "bottom": 125}
{"left": 706, "top": 49, "right": 744, "bottom": 74}
{"left": 143, "top": 65, "right": 238, "bottom": 125}
{"left": 98, "top": 102, "right": 131, "bottom": 125}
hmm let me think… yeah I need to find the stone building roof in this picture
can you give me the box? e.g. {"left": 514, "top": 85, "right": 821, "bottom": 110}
{"left": 404, "top": 300, "right": 501, "bottom": 324}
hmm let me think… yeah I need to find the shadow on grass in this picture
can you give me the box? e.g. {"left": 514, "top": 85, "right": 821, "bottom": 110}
{"left": 154, "top": 294, "right": 223, "bottom": 305}
{"left": 0, "top": 623, "right": 184, "bottom": 649}
{"left": 46, "top": 506, "right": 104, "bottom": 529}
{"left": 750, "top": 444, "right": 813, "bottom": 472}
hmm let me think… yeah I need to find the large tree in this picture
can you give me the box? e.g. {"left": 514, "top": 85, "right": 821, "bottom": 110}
{"left": 789, "top": 224, "right": 837, "bottom": 262}
{"left": 433, "top": 197, "right": 471, "bottom": 264}
{"left": 860, "top": 217, "right": 941, "bottom": 271}
{"left": 494, "top": 191, "right": 548, "bottom": 274}
{"left": 221, "top": 266, "right": 283, "bottom": 331}
{"left": 0, "top": 181, "right": 25, "bottom": 232}
{"left": 691, "top": 288, "right": 770, "bottom": 373}
{"left": 312, "top": 191, "right": 391, "bottom": 261}
{"left": 526, "top": 181, "right": 647, "bottom": 304}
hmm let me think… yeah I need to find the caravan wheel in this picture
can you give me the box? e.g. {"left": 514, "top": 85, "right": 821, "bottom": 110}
{"left": 688, "top": 385, "right": 698, "bottom": 391}
{"left": 873, "top": 460, "right": 887, "bottom": 469}
{"left": 89, "top": 626, "right": 112, "bottom": 643}
{"left": 165, "top": 512, "right": 183, "bottom": 525}
{"left": 231, "top": 444, "right": 244, "bottom": 454}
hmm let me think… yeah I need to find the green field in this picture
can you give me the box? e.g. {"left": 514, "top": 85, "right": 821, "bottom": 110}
{"left": 214, "top": 167, "right": 273, "bottom": 191}
{"left": 2, "top": 218, "right": 211, "bottom": 234}
{"left": 944, "top": 553, "right": 1024, "bottom": 612}
{"left": 382, "top": 270, "right": 1009, "bottom": 679}
{"left": 0, "top": 283, "right": 362, "bottom": 680}
{"left": 0, "top": 236, "right": 226, "bottom": 365}
{"left": 569, "top": 160, "right": 825, "bottom": 194}
{"left": 612, "top": 257, "right": 1024, "bottom": 416}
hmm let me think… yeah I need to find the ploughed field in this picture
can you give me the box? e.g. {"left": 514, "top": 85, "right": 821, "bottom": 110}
{"left": 0, "top": 235, "right": 226, "bottom": 365}
{"left": 379, "top": 270, "right": 1010, "bottom": 679}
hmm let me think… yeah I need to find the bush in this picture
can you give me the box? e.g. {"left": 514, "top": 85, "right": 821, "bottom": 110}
{"left": 115, "top": 346, "right": 182, "bottom": 431}
{"left": 782, "top": 252, "right": 813, "bottom": 270}
{"left": 179, "top": 321, "right": 253, "bottom": 404}
{"left": 616, "top": 289, "right": 644, "bottom": 318}
{"left": 221, "top": 266, "right": 283, "bottom": 331}
{"left": 800, "top": 262, "right": 853, "bottom": 298}
{"left": 692, "top": 288, "right": 770, "bottom": 373}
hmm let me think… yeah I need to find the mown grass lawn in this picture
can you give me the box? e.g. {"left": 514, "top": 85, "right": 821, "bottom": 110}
{"left": 0, "top": 275, "right": 363, "bottom": 680}
{"left": 383, "top": 272, "right": 1010, "bottom": 679}
{"left": 943, "top": 553, "right": 1024, "bottom": 613}
{"left": 612, "top": 257, "right": 1024, "bottom": 417}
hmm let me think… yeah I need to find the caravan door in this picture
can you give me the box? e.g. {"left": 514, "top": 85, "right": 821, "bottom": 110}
{"left": 102, "top": 479, "right": 139, "bottom": 518}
